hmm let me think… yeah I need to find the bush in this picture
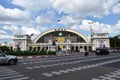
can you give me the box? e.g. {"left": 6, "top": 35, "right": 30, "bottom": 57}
{"left": 4, "top": 50, "right": 55, "bottom": 56}
{"left": 0, "top": 46, "right": 9, "bottom": 52}
{"left": 47, "top": 51, "right": 56, "bottom": 55}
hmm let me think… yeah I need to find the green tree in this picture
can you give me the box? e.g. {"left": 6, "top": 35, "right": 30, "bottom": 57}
{"left": 110, "top": 37, "right": 120, "bottom": 48}
{"left": 0, "top": 46, "right": 9, "bottom": 52}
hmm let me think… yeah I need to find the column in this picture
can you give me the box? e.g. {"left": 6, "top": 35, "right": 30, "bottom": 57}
{"left": 87, "top": 46, "right": 89, "bottom": 52}
{"left": 74, "top": 46, "right": 76, "bottom": 52}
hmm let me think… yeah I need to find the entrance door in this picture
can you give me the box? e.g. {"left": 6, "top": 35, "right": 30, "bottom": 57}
{"left": 76, "top": 46, "right": 78, "bottom": 52}
{"left": 71, "top": 46, "right": 74, "bottom": 52}
{"left": 58, "top": 46, "right": 61, "bottom": 51}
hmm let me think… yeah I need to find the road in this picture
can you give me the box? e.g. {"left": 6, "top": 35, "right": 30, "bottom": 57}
{"left": 0, "top": 53, "right": 120, "bottom": 80}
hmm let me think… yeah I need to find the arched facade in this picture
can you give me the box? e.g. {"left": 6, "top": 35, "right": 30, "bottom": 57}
{"left": 13, "top": 28, "right": 110, "bottom": 51}
{"left": 33, "top": 28, "right": 89, "bottom": 43}
{"left": 27, "top": 28, "right": 92, "bottom": 52}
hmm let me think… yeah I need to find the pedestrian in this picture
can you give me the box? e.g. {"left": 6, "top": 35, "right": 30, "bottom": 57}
{"left": 84, "top": 49, "right": 89, "bottom": 56}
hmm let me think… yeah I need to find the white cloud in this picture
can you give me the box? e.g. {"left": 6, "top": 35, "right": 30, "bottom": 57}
{"left": 0, "top": 30, "right": 13, "bottom": 40}
{"left": 11, "top": 0, "right": 120, "bottom": 27}
{"left": 70, "top": 19, "right": 120, "bottom": 36}
{"left": 0, "top": 5, "right": 30, "bottom": 25}
{"left": 12, "top": 0, "right": 119, "bottom": 17}
{"left": 0, "top": 0, "right": 119, "bottom": 43}
{"left": 20, "top": 26, "right": 49, "bottom": 40}
{"left": 36, "top": 16, "right": 52, "bottom": 25}
{"left": 2, "top": 25, "right": 41, "bottom": 41}
{"left": 99, "top": 24, "right": 112, "bottom": 33}
{"left": 0, "top": 35, "right": 13, "bottom": 40}
{"left": 53, "top": 0, "right": 119, "bottom": 17}
{"left": 3, "top": 25, "right": 20, "bottom": 34}
{"left": 21, "top": 26, "right": 40, "bottom": 35}
{"left": 58, "top": 16, "right": 81, "bottom": 26}
{"left": 3, "top": 25, "right": 41, "bottom": 35}
{"left": 113, "top": 20, "right": 120, "bottom": 34}
{"left": 112, "top": 3, "right": 120, "bottom": 14}
{"left": 12, "top": 0, "right": 54, "bottom": 11}
{"left": 0, "top": 30, "right": 7, "bottom": 35}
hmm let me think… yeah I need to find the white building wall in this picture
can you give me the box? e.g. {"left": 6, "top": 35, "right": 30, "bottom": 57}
{"left": 13, "top": 34, "right": 32, "bottom": 51}
{"left": 92, "top": 33, "right": 110, "bottom": 50}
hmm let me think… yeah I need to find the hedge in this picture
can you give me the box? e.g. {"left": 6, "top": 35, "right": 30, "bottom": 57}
{"left": 4, "top": 50, "right": 56, "bottom": 56}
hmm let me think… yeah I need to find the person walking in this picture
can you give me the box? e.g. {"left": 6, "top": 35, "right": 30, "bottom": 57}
{"left": 84, "top": 49, "right": 89, "bottom": 56}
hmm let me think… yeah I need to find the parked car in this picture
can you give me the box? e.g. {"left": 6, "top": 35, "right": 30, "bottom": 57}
{"left": 95, "top": 48, "right": 109, "bottom": 55}
{"left": 0, "top": 50, "right": 18, "bottom": 65}
{"left": 119, "top": 49, "right": 120, "bottom": 53}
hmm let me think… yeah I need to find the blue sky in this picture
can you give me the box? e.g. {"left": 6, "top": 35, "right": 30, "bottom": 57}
{"left": 0, "top": 0, "right": 120, "bottom": 44}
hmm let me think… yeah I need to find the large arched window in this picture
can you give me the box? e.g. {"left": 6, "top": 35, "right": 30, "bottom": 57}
{"left": 33, "top": 28, "right": 89, "bottom": 43}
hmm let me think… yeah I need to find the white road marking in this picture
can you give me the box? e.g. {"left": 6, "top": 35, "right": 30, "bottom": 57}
{"left": 11, "top": 77, "right": 29, "bottom": 80}
{"left": 26, "top": 67, "right": 33, "bottom": 69}
{"left": 0, "top": 69, "right": 13, "bottom": 72}
{"left": 26, "top": 55, "right": 120, "bottom": 70}
{"left": 22, "top": 55, "right": 95, "bottom": 64}
{"left": 41, "top": 59, "right": 120, "bottom": 77}
{"left": 33, "top": 66, "right": 40, "bottom": 69}
{"left": 0, "top": 67, "right": 29, "bottom": 80}
{"left": 0, "top": 75, "right": 24, "bottom": 80}
{"left": 0, "top": 73, "right": 19, "bottom": 77}
{"left": 59, "top": 70, "right": 69, "bottom": 73}
{"left": 0, "top": 71, "right": 16, "bottom": 75}
{"left": 92, "top": 69, "right": 120, "bottom": 80}
{"left": 42, "top": 73, "right": 53, "bottom": 77}
{"left": 51, "top": 71, "right": 62, "bottom": 75}
{"left": 66, "top": 69, "right": 76, "bottom": 72}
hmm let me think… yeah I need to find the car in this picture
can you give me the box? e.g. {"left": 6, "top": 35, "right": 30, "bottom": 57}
{"left": 95, "top": 48, "right": 109, "bottom": 55}
{"left": 0, "top": 50, "right": 18, "bottom": 65}
{"left": 119, "top": 49, "right": 120, "bottom": 53}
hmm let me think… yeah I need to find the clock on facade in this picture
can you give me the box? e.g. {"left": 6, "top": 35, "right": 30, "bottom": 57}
{"left": 59, "top": 32, "right": 62, "bottom": 36}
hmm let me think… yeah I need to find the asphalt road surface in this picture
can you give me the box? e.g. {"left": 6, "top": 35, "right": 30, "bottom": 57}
{"left": 0, "top": 53, "right": 120, "bottom": 80}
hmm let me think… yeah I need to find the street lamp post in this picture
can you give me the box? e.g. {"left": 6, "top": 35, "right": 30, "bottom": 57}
{"left": 88, "top": 22, "right": 93, "bottom": 51}
{"left": 88, "top": 22, "right": 93, "bottom": 42}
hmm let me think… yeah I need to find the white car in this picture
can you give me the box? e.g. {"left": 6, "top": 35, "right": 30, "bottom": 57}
{"left": 0, "top": 50, "right": 18, "bottom": 65}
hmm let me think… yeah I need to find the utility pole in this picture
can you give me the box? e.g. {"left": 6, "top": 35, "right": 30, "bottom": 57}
{"left": 88, "top": 22, "right": 93, "bottom": 41}
{"left": 88, "top": 22, "right": 93, "bottom": 51}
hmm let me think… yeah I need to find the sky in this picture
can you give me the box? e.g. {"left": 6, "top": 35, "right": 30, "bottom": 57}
{"left": 0, "top": 0, "right": 120, "bottom": 44}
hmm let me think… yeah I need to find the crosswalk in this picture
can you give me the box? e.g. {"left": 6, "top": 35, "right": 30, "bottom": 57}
{"left": 92, "top": 69, "right": 120, "bottom": 80}
{"left": 0, "top": 67, "right": 29, "bottom": 80}
{"left": 41, "top": 59, "right": 120, "bottom": 77}
{"left": 26, "top": 55, "right": 120, "bottom": 70}
{"left": 1, "top": 53, "right": 120, "bottom": 80}
{"left": 20, "top": 53, "right": 118, "bottom": 65}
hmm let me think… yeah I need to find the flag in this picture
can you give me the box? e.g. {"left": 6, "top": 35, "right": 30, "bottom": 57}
{"left": 57, "top": 19, "right": 61, "bottom": 24}
{"left": 57, "top": 20, "right": 61, "bottom": 22}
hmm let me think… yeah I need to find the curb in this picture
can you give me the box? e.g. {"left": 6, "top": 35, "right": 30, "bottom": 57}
{"left": 17, "top": 54, "right": 71, "bottom": 59}
{"left": 17, "top": 55, "right": 52, "bottom": 59}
